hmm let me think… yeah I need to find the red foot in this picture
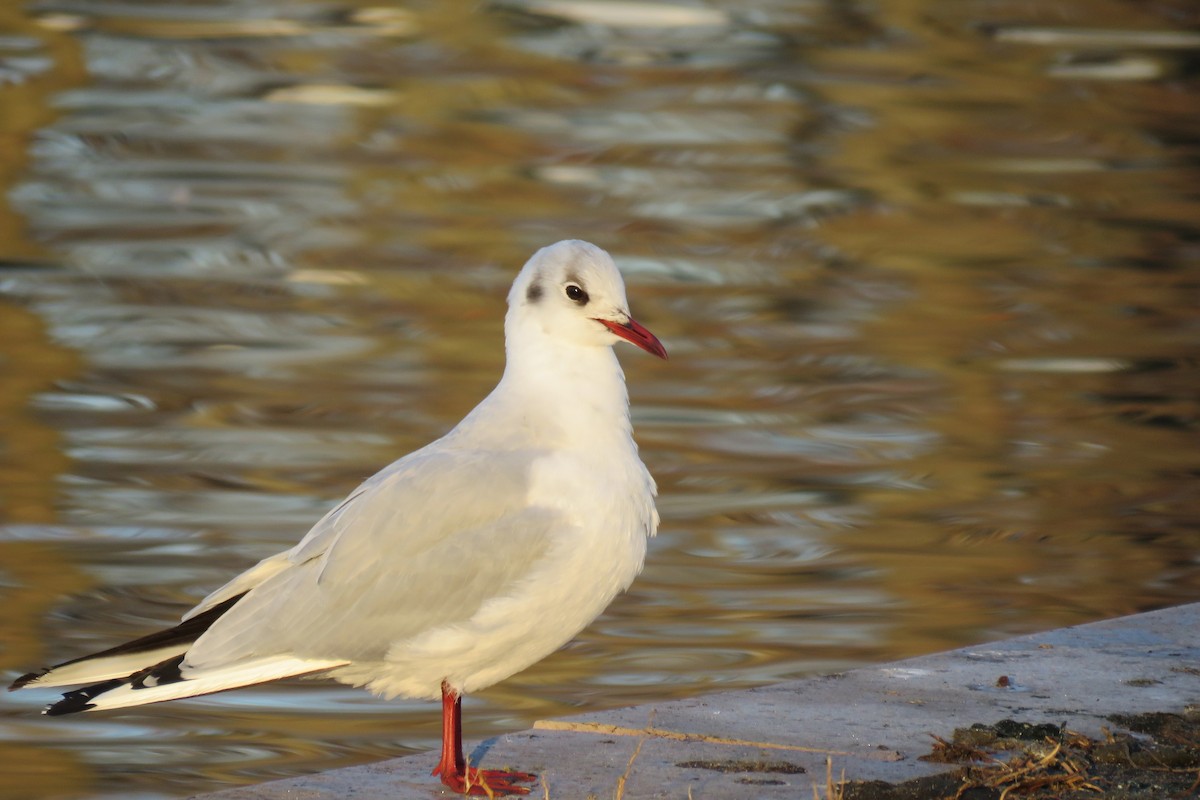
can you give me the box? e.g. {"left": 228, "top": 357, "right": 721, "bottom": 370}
{"left": 434, "top": 682, "right": 536, "bottom": 795}
{"left": 433, "top": 765, "right": 538, "bottom": 796}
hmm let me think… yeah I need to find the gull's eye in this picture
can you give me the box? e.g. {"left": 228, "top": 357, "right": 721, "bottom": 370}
{"left": 565, "top": 284, "right": 589, "bottom": 305}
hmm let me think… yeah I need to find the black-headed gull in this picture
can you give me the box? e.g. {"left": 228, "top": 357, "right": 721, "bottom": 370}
{"left": 8, "top": 240, "right": 667, "bottom": 796}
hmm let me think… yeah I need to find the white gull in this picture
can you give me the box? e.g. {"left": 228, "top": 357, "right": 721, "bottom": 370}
{"left": 8, "top": 239, "right": 667, "bottom": 796}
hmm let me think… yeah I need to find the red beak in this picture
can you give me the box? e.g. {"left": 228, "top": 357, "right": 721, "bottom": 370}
{"left": 596, "top": 317, "right": 668, "bottom": 360}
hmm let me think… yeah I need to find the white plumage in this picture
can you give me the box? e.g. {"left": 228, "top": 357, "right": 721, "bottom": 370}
{"left": 9, "top": 239, "right": 667, "bottom": 797}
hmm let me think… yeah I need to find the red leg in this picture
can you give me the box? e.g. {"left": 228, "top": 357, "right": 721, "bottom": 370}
{"left": 431, "top": 681, "right": 537, "bottom": 796}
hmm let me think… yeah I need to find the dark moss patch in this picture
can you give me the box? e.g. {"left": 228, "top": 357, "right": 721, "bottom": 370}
{"left": 735, "top": 777, "right": 787, "bottom": 785}
{"left": 1109, "top": 710, "right": 1200, "bottom": 745}
{"left": 987, "top": 719, "right": 1064, "bottom": 741}
{"left": 840, "top": 774, "right": 966, "bottom": 800}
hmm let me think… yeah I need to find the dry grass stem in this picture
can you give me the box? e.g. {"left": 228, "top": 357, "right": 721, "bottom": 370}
{"left": 612, "top": 710, "right": 655, "bottom": 800}
{"left": 810, "top": 756, "right": 845, "bottom": 800}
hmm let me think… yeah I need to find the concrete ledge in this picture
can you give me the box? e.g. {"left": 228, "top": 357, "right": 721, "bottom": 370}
{"left": 192, "top": 603, "right": 1200, "bottom": 798}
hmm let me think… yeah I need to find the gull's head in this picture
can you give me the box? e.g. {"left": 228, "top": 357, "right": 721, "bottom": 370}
{"left": 507, "top": 240, "right": 667, "bottom": 359}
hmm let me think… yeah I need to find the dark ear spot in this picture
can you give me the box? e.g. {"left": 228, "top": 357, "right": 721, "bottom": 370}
{"left": 526, "top": 281, "right": 543, "bottom": 303}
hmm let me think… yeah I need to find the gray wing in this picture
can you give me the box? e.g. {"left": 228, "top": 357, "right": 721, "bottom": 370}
{"left": 182, "top": 445, "right": 562, "bottom": 670}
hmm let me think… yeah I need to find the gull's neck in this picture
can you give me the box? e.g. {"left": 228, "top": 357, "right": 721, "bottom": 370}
{"left": 455, "top": 318, "right": 633, "bottom": 451}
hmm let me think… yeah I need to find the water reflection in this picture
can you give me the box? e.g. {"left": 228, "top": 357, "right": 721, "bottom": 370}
{"left": 0, "top": 0, "right": 1197, "bottom": 798}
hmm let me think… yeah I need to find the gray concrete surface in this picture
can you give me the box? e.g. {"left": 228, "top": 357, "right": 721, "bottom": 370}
{"left": 192, "top": 603, "right": 1200, "bottom": 799}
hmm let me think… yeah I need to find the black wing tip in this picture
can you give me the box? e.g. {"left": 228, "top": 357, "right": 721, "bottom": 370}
{"left": 9, "top": 669, "right": 50, "bottom": 692}
{"left": 42, "top": 677, "right": 126, "bottom": 717}
{"left": 43, "top": 655, "right": 188, "bottom": 717}
{"left": 44, "top": 697, "right": 96, "bottom": 716}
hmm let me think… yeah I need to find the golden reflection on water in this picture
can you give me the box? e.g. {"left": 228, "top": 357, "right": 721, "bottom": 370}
{"left": 0, "top": 0, "right": 1197, "bottom": 798}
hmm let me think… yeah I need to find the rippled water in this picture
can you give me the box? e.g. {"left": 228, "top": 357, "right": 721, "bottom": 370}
{"left": 0, "top": 1, "right": 1197, "bottom": 798}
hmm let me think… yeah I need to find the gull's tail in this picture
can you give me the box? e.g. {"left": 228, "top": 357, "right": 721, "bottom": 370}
{"left": 9, "top": 595, "right": 247, "bottom": 692}
{"left": 7, "top": 593, "right": 345, "bottom": 715}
